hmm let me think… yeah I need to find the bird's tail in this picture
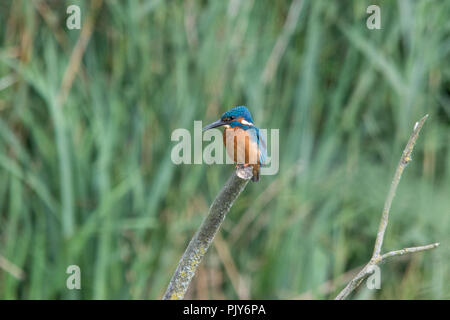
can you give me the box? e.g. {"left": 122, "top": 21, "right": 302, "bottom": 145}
{"left": 251, "top": 164, "right": 260, "bottom": 182}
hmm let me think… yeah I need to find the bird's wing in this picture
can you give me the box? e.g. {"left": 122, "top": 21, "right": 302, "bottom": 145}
{"left": 249, "top": 127, "right": 267, "bottom": 166}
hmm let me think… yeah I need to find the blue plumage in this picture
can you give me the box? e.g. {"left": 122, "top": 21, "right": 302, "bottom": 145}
{"left": 253, "top": 127, "right": 267, "bottom": 166}
{"left": 221, "top": 106, "right": 254, "bottom": 124}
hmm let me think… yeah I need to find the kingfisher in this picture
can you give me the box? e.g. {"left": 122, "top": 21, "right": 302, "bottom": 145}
{"left": 202, "top": 106, "right": 266, "bottom": 182}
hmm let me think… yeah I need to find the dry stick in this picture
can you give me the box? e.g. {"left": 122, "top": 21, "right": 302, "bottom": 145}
{"left": 163, "top": 168, "right": 252, "bottom": 300}
{"left": 335, "top": 114, "right": 440, "bottom": 300}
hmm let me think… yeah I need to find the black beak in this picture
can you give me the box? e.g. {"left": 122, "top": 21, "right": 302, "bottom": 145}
{"left": 202, "top": 119, "right": 227, "bottom": 131}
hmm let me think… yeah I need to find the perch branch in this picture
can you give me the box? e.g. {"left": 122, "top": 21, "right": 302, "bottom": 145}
{"left": 335, "top": 114, "right": 440, "bottom": 300}
{"left": 162, "top": 167, "right": 252, "bottom": 300}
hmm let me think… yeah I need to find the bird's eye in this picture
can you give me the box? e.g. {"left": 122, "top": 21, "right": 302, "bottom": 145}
{"left": 230, "top": 116, "right": 235, "bottom": 120}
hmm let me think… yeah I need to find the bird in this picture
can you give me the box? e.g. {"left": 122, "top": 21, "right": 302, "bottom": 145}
{"left": 202, "top": 106, "right": 266, "bottom": 182}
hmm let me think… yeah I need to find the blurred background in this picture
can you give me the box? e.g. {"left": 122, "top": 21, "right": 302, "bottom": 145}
{"left": 0, "top": 0, "right": 449, "bottom": 299}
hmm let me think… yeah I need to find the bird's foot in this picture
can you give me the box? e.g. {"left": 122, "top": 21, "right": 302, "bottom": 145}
{"left": 235, "top": 164, "right": 253, "bottom": 180}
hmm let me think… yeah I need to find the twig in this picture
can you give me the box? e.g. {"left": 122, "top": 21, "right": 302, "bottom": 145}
{"left": 162, "top": 168, "right": 252, "bottom": 300}
{"left": 379, "top": 243, "right": 440, "bottom": 262}
{"left": 335, "top": 114, "right": 440, "bottom": 300}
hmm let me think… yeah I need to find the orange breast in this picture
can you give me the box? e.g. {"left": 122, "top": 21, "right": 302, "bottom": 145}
{"left": 223, "top": 127, "right": 260, "bottom": 165}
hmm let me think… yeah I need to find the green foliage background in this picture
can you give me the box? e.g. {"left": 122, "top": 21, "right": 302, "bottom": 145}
{"left": 0, "top": 0, "right": 449, "bottom": 299}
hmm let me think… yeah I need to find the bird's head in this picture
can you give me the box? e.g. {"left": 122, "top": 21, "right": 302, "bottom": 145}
{"left": 203, "top": 106, "right": 254, "bottom": 131}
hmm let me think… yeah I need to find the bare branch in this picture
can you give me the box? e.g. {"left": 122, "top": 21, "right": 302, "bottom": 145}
{"left": 379, "top": 243, "right": 440, "bottom": 263}
{"left": 335, "top": 114, "right": 439, "bottom": 300}
{"left": 162, "top": 168, "right": 252, "bottom": 300}
{"left": 372, "top": 114, "right": 429, "bottom": 258}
